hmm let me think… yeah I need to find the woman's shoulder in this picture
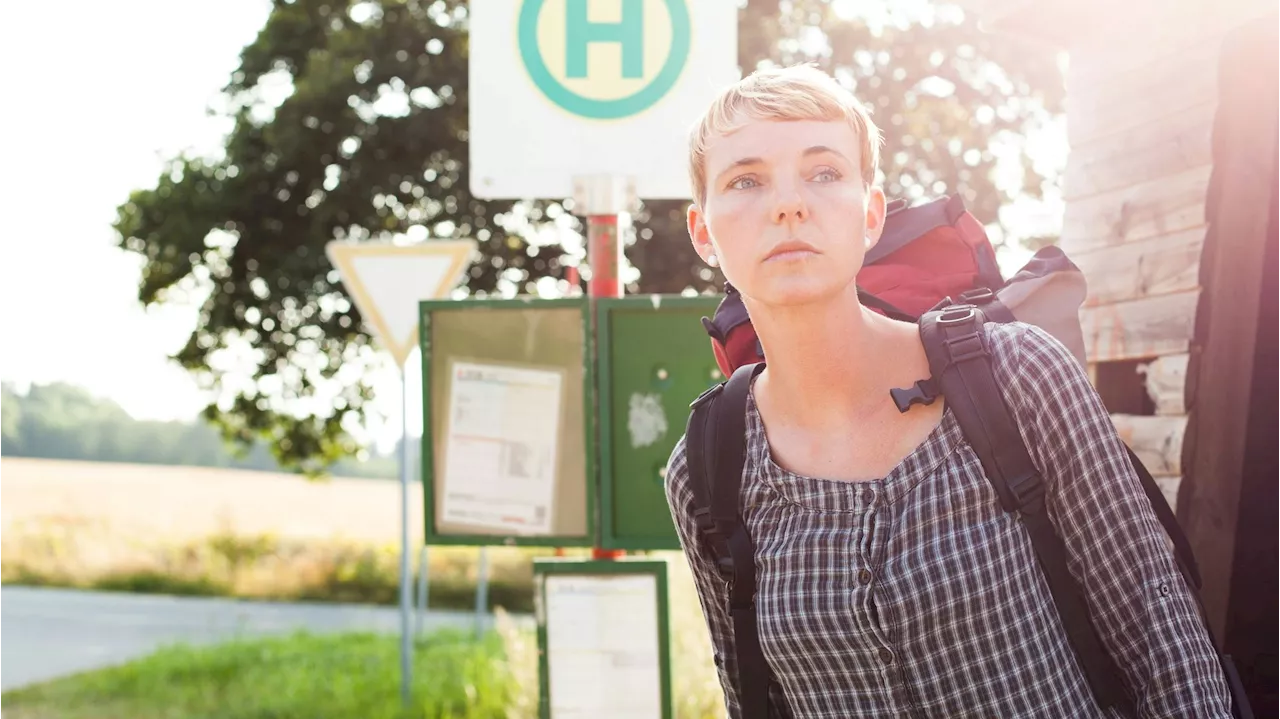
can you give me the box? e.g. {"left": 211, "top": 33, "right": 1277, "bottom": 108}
{"left": 981, "top": 319, "right": 1084, "bottom": 386}
{"left": 977, "top": 320, "right": 1101, "bottom": 444}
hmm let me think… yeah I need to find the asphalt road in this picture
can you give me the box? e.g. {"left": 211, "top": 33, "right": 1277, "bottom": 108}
{"left": 2, "top": 586, "right": 516, "bottom": 691}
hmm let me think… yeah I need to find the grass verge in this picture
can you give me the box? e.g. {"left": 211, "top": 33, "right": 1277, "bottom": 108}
{"left": 1, "top": 629, "right": 519, "bottom": 719}
{"left": 1, "top": 531, "right": 561, "bottom": 613}
{"left": 1, "top": 516, "right": 728, "bottom": 718}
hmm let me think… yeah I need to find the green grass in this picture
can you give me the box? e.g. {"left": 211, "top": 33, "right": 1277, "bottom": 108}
{"left": 1, "top": 629, "right": 520, "bottom": 719}
{"left": 2, "top": 532, "right": 547, "bottom": 613}
{"left": 90, "top": 570, "right": 233, "bottom": 598}
{"left": 4, "top": 565, "right": 536, "bottom": 614}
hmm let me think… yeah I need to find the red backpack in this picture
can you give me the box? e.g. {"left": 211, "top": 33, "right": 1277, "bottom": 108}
{"left": 686, "top": 195, "right": 1251, "bottom": 719}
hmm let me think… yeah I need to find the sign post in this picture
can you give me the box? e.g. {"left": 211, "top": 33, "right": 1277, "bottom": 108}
{"left": 466, "top": 2, "right": 737, "bottom": 711}
{"left": 577, "top": 175, "right": 631, "bottom": 560}
{"left": 470, "top": 0, "right": 739, "bottom": 560}
{"left": 325, "top": 239, "right": 476, "bottom": 706}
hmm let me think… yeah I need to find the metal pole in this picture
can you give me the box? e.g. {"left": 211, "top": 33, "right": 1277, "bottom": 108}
{"left": 398, "top": 367, "right": 413, "bottom": 706}
{"left": 415, "top": 544, "right": 429, "bottom": 639}
{"left": 474, "top": 546, "right": 490, "bottom": 638}
{"left": 586, "top": 214, "right": 622, "bottom": 299}
{"left": 587, "top": 207, "right": 626, "bottom": 562}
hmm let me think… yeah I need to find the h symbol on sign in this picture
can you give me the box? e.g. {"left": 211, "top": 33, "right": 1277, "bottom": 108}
{"left": 565, "top": 0, "right": 644, "bottom": 79}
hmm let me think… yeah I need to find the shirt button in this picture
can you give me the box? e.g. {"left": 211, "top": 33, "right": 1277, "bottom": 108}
{"left": 858, "top": 569, "right": 873, "bottom": 585}
{"left": 878, "top": 647, "right": 895, "bottom": 665}
{"left": 862, "top": 488, "right": 876, "bottom": 504}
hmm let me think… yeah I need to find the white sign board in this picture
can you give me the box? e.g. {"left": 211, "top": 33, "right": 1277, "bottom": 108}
{"left": 545, "top": 573, "right": 663, "bottom": 718}
{"left": 324, "top": 240, "right": 476, "bottom": 366}
{"left": 469, "top": 0, "right": 741, "bottom": 201}
{"left": 439, "top": 360, "right": 565, "bottom": 535}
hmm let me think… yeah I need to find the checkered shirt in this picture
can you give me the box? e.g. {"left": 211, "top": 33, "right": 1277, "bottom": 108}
{"left": 665, "top": 321, "right": 1232, "bottom": 718}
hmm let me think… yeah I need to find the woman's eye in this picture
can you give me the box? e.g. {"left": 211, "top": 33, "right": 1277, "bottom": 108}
{"left": 812, "top": 169, "right": 842, "bottom": 183}
{"left": 729, "top": 176, "right": 759, "bottom": 190}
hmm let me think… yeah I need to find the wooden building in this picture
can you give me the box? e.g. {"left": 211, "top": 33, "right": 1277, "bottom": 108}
{"left": 956, "top": 0, "right": 1277, "bottom": 711}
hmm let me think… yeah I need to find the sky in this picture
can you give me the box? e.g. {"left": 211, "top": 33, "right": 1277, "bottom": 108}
{"left": 0, "top": 0, "right": 1063, "bottom": 453}
{"left": 2, "top": 0, "right": 270, "bottom": 418}
{"left": 0, "top": 0, "right": 429, "bottom": 451}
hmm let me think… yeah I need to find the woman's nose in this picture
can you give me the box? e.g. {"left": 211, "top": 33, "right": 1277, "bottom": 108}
{"left": 771, "top": 186, "right": 809, "bottom": 224}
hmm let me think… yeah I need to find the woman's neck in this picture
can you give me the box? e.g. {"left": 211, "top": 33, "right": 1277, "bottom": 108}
{"left": 746, "top": 285, "right": 922, "bottom": 427}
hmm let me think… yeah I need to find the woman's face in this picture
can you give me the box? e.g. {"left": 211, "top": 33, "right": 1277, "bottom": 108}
{"left": 688, "top": 118, "right": 886, "bottom": 308}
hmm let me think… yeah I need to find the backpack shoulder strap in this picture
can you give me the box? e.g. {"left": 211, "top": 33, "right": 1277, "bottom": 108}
{"left": 1124, "top": 445, "right": 1203, "bottom": 590}
{"left": 917, "top": 305, "right": 1135, "bottom": 716}
{"left": 685, "top": 362, "right": 774, "bottom": 719}
{"left": 960, "top": 291, "right": 1203, "bottom": 590}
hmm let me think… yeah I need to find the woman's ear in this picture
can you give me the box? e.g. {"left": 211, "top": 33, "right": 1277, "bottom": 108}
{"left": 687, "top": 202, "right": 717, "bottom": 265}
{"left": 863, "top": 186, "right": 888, "bottom": 250}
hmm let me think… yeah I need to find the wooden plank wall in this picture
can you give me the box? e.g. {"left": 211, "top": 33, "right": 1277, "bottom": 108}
{"left": 1056, "top": 0, "right": 1273, "bottom": 509}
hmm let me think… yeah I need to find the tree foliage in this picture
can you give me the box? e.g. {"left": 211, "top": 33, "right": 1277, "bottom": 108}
{"left": 113, "top": 0, "right": 1063, "bottom": 472}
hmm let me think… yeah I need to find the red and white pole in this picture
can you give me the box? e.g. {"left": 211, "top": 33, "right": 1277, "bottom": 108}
{"left": 580, "top": 176, "right": 630, "bottom": 560}
{"left": 587, "top": 215, "right": 623, "bottom": 299}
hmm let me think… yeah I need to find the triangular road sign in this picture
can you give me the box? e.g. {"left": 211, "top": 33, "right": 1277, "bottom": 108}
{"left": 325, "top": 239, "right": 476, "bottom": 367}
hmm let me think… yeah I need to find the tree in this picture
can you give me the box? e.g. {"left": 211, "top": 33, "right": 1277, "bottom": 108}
{"left": 2, "top": 383, "right": 23, "bottom": 454}
{"left": 1, "top": 381, "right": 399, "bottom": 478}
{"left": 114, "top": 0, "right": 1063, "bottom": 473}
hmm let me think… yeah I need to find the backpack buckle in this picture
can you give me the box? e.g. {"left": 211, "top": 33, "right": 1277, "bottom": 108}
{"left": 694, "top": 508, "right": 737, "bottom": 584}
{"left": 890, "top": 378, "right": 940, "bottom": 413}
{"left": 716, "top": 556, "right": 739, "bottom": 586}
{"left": 937, "top": 304, "right": 978, "bottom": 327}
{"left": 936, "top": 304, "right": 988, "bottom": 365}
{"left": 959, "top": 287, "right": 996, "bottom": 305}
{"left": 690, "top": 382, "right": 725, "bottom": 409}
{"left": 693, "top": 506, "right": 717, "bottom": 536}
{"left": 926, "top": 295, "right": 956, "bottom": 313}
{"left": 1005, "top": 470, "right": 1046, "bottom": 515}
{"left": 945, "top": 332, "right": 989, "bottom": 365}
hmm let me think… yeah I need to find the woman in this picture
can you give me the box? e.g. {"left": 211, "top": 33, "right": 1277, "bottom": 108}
{"left": 664, "top": 64, "right": 1232, "bottom": 718}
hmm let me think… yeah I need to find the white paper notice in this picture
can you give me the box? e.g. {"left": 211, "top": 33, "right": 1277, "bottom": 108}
{"left": 440, "top": 360, "right": 563, "bottom": 535}
{"left": 545, "top": 574, "right": 663, "bottom": 719}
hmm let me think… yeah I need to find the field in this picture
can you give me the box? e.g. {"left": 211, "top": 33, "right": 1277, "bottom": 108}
{"left": 0, "top": 456, "right": 727, "bottom": 718}
{"left": 1, "top": 456, "right": 425, "bottom": 547}
{"left": 1, "top": 456, "right": 539, "bottom": 608}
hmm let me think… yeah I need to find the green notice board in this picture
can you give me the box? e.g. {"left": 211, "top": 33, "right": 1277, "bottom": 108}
{"left": 419, "top": 297, "right": 594, "bottom": 547}
{"left": 597, "top": 295, "right": 725, "bottom": 550}
{"left": 534, "top": 558, "right": 672, "bottom": 719}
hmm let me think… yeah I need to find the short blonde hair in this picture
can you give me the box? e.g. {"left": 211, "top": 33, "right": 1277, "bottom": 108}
{"left": 688, "top": 64, "right": 882, "bottom": 205}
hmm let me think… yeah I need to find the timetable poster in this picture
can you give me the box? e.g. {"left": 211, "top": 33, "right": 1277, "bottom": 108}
{"left": 439, "top": 360, "right": 564, "bottom": 535}
{"left": 544, "top": 573, "right": 663, "bottom": 719}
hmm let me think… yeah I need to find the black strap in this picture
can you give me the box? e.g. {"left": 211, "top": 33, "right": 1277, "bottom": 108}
{"left": 953, "top": 287, "right": 1202, "bottom": 591}
{"left": 686, "top": 385, "right": 719, "bottom": 521}
{"left": 1121, "top": 449, "right": 1250, "bottom": 718}
{"left": 857, "top": 288, "right": 917, "bottom": 322}
{"left": 686, "top": 364, "right": 775, "bottom": 719}
{"left": 1222, "top": 654, "right": 1256, "bottom": 719}
{"left": 1124, "top": 445, "right": 1203, "bottom": 590}
{"left": 919, "top": 305, "right": 1136, "bottom": 717}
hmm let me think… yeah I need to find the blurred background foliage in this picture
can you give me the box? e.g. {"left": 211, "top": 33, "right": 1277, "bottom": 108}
{"left": 112, "top": 0, "right": 1064, "bottom": 473}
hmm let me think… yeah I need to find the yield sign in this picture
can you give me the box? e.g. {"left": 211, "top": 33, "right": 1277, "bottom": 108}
{"left": 325, "top": 239, "right": 476, "bottom": 367}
